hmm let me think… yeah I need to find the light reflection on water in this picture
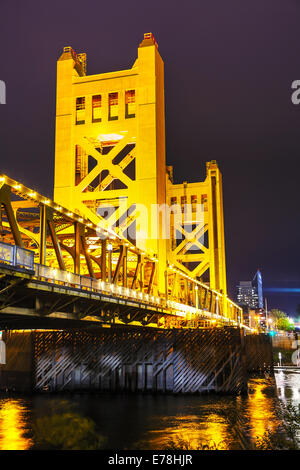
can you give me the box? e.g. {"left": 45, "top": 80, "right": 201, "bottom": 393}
{"left": 0, "top": 371, "right": 298, "bottom": 450}
{"left": 0, "top": 399, "right": 32, "bottom": 450}
{"left": 275, "top": 369, "right": 300, "bottom": 406}
{"left": 246, "top": 381, "right": 278, "bottom": 441}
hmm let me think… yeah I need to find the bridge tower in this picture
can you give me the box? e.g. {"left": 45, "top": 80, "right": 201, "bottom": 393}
{"left": 54, "top": 33, "right": 227, "bottom": 301}
{"left": 54, "top": 33, "right": 167, "bottom": 292}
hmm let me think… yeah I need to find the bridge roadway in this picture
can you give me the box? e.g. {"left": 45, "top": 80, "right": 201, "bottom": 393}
{"left": 0, "top": 173, "right": 245, "bottom": 331}
{"left": 0, "top": 242, "right": 248, "bottom": 331}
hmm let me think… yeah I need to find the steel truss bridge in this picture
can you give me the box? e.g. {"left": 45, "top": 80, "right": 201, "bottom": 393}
{"left": 0, "top": 34, "right": 246, "bottom": 332}
{"left": 0, "top": 175, "right": 245, "bottom": 331}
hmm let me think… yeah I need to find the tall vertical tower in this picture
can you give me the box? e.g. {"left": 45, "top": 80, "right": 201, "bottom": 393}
{"left": 54, "top": 33, "right": 228, "bottom": 301}
{"left": 54, "top": 33, "right": 167, "bottom": 290}
{"left": 166, "top": 160, "right": 227, "bottom": 298}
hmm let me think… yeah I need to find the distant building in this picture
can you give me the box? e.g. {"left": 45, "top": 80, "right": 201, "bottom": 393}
{"left": 237, "top": 270, "right": 263, "bottom": 310}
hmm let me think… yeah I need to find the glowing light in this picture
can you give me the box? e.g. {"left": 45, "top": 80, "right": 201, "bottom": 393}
{"left": 264, "top": 287, "right": 300, "bottom": 293}
{"left": 0, "top": 399, "right": 32, "bottom": 450}
{"left": 247, "top": 382, "right": 278, "bottom": 441}
{"left": 97, "top": 133, "right": 124, "bottom": 142}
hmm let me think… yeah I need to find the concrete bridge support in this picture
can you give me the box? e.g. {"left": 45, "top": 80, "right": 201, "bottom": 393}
{"left": 0, "top": 328, "right": 273, "bottom": 394}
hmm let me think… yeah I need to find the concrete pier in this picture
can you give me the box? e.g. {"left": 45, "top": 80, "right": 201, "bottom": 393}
{"left": 0, "top": 327, "right": 273, "bottom": 394}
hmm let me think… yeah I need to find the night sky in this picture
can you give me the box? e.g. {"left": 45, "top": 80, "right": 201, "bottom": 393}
{"left": 1, "top": 0, "right": 300, "bottom": 315}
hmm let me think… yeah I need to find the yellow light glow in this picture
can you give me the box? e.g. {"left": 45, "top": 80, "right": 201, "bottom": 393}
{"left": 97, "top": 133, "right": 124, "bottom": 142}
{"left": 247, "top": 381, "right": 278, "bottom": 441}
{"left": 0, "top": 399, "right": 32, "bottom": 450}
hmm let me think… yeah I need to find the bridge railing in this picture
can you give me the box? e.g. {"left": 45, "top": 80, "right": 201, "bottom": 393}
{"left": 0, "top": 241, "right": 243, "bottom": 326}
{"left": 33, "top": 263, "right": 240, "bottom": 324}
{"left": 0, "top": 242, "right": 34, "bottom": 270}
{"left": 34, "top": 263, "right": 163, "bottom": 307}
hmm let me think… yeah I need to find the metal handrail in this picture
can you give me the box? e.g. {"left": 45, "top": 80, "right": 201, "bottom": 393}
{"left": 0, "top": 242, "right": 34, "bottom": 270}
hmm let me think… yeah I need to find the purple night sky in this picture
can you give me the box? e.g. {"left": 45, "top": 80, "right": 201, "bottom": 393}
{"left": 0, "top": 0, "right": 300, "bottom": 315}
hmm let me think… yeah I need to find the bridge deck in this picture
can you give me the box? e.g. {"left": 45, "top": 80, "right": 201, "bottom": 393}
{"left": 0, "top": 243, "right": 246, "bottom": 330}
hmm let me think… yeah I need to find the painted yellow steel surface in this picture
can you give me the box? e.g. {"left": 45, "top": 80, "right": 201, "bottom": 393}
{"left": 54, "top": 33, "right": 228, "bottom": 307}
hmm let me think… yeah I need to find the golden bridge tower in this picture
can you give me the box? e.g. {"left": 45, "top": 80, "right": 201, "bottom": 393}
{"left": 166, "top": 161, "right": 227, "bottom": 298}
{"left": 54, "top": 33, "right": 167, "bottom": 291}
{"left": 54, "top": 33, "right": 227, "bottom": 303}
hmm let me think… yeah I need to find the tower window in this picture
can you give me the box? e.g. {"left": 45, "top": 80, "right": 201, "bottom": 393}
{"left": 92, "top": 95, "right": 102, "bottom": 122}
{"left": 75, "top": 145, "right": 87, "bottom": 185}
{"left": 181, "top": 196, "right": 187, "bottom": 205}
{"left": 109, "top": 92, "right": 118, "bottom": 120}
{"left": 201, "top": 194, "right": 208, "bottom": 211}
{"left": 191, "top": 195, "right": 197, "bottom": 212}
{"left": 76, "top": 97, "right": 85, "bottom": 125}
{"left": 125, "top": 90, "right": 136, "bottom": 118}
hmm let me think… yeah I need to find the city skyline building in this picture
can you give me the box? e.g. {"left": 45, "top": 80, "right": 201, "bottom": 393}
{"left": 237, "top": 269, "right": 263, "bottom": 310}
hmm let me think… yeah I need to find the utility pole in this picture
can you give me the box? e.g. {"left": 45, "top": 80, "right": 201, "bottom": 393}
{"left": 265, "top": 297, "right": 268, "bottom": 330}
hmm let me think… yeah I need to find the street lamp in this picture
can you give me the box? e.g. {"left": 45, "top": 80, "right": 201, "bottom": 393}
{"left": 107, "top": 242, "right": 113, "bottom": 283}
{"left": 195, "top": 285, "right": 199, "bottom": 309}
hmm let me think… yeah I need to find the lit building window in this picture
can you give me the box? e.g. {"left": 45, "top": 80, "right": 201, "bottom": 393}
{"left": 76, "top": 97, "right": 85, "bottom": 125}
{"left": 75, "top": 145, "right": 87, "bottom": 185}
{"left": 181, "top": 195, "right": 187, "bottom": 212}
{"left": 191, "top": 195, "right": 197, "bottom": 212}
{"left": 181, "top": 196, "right": 187, "bottom": 205}
{"left": 201, "top": 194, "right": 208, "bottom": 211}
{"left": 109, "top": 92, "right": 118, "bottom": 120}
{"left": 92, "top": 95, "right": 102, "bottom": 122}
{"left": 125, "top": 90, "right": 136, "bottom": 118}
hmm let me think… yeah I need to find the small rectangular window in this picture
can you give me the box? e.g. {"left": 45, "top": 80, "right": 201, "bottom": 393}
{"left": 181, "top": 196, "right": 187, "bottom": 212}
{"left": 201, "top": 194, "right": 208, "bottom": 211}
{"left": 191, "top": 195, "right": 197, "bottom": 212}
{"left": 125, "top": 90, "right": 136, "bottom": 118}
{"left": 170, "top": 197, "right": 177, "bottom": 205}
{"left": 76, "top": 97, "right": 85, "bottom": 125}
{"left": 92, "top": 95, "right": 102, "bottom": 122}
{"left": 109, "top": 92, "right": 118, "bottom": 120}
{"left": 75, "top": 145, "right": 87, "bottom": 185}
{"left": 181, "top": 196, "right": 187, "bottom": 205}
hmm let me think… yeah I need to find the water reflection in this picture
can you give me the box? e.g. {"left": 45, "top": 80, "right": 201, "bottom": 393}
{"left": 32, "top": 400, "right": 106, "bottom": 450}
{"left": 137, "top": 412, "right": 229, "bottom": 450}
{"left": 247, "top": 379, "right": 278, "bottom": 441}
{"left": 0, "top": 371, "right": 298, "bottom": 450}
{"left": 0, "top": 399, "right": 32, "bottom": 450}
{"left": 275, "top": 370, "right": 300, "bottom": 405}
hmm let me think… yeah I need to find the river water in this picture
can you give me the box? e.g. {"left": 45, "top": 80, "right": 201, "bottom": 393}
{"left": 0, "top": 370, "right": 299, "bottom": 450}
